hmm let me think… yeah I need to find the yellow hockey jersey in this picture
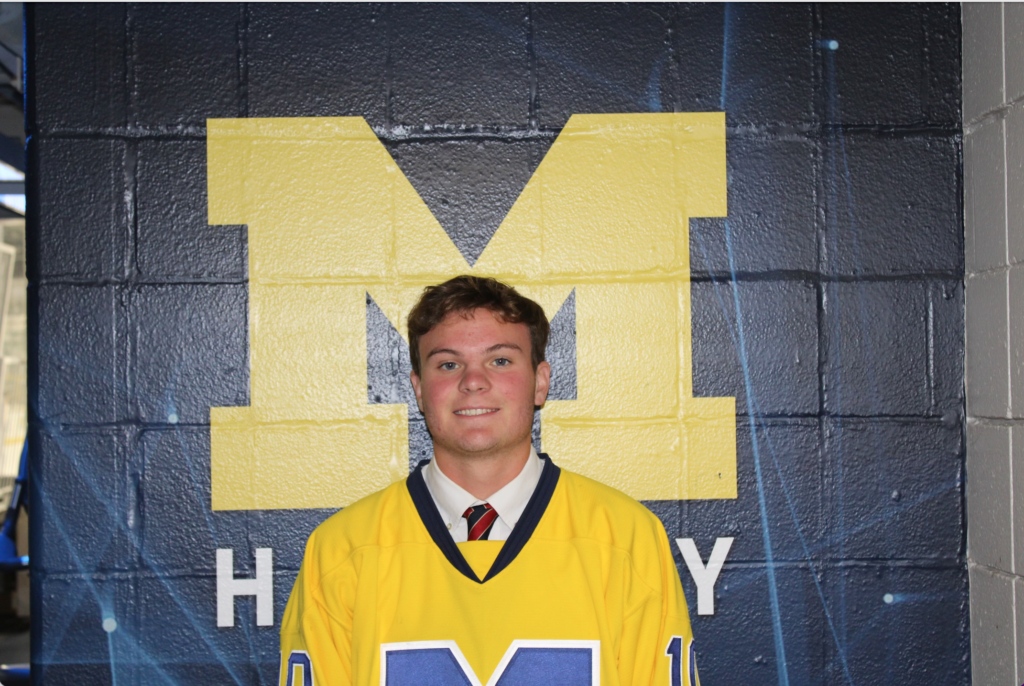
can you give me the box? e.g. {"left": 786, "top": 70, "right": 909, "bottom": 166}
{"left": 279, "top": 456, "right": 700, "bottom": 686}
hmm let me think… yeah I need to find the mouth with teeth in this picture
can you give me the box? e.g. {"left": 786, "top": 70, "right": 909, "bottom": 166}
{"left": 454, "top": 408, "right": 499, "bottom": 416}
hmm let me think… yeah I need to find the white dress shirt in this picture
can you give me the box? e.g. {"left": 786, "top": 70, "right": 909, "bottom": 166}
{"left": 422, "top": 446, "right": 544, "bottom": 542}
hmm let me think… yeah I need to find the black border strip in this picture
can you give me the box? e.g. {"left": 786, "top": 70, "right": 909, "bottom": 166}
{"left": 406, "top": 454, "right": 561, "bottom": 584}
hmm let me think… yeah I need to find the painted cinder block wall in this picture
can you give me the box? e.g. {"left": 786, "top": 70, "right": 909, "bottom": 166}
{"left": 25, "top": 4, "right": 967, "bottom": 686}
{"left": 963, "top": 3, "right": 1024, "bottom": 685}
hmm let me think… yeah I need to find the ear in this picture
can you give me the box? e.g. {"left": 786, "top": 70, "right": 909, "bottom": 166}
{"left": 533, "top": 361, "right": 551, "bottom": 407}
{"left": 410, "top": 370, "right": 424, "bottom": 413}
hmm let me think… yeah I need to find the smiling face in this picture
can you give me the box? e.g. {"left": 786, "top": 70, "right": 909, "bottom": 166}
{"left": 410, "top": 308, "right": 551, "bottom": 465}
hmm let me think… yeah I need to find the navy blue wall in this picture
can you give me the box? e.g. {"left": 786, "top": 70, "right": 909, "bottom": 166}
{"left": 26, "top": 4, "right": 966, "bottom": 685}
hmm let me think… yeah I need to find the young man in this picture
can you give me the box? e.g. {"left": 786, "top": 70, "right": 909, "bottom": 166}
{"left": 279, "top": 276, "right": 700, "bottom": 686}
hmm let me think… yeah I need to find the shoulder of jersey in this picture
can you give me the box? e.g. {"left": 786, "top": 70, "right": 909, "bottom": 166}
{"left": 304, "top": 479, "right": 413, "bottom": 566}
{"left": 552, "top": 468, "right": 670, "bottom": 554}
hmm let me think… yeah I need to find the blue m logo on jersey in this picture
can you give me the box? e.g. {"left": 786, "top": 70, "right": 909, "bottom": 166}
{"left": 381, "top": 640, "right": 601, "bottom": 686}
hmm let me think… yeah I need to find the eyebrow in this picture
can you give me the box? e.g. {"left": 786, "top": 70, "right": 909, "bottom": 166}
{"left": 486, "top": 343, "right": 522, "bottom": 354}
{"left": 425, "top": 342, "right": 523, "bottom": 360}
{"left": 425, "top": 347, "right": 460, "bottom": 360}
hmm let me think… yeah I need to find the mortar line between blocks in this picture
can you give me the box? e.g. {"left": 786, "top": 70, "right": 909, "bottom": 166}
{"left": 1005, "top": 21, "right": 1013, "bottom": 425}
{"left": 1002, "top": 3, "right": 1008, "bottom": 108}
{"left": 1012, "top": 421, "right": 1019, "bottom": 684}
{"left": 1005, "top": 9, "right": 1019, "bottom": 678}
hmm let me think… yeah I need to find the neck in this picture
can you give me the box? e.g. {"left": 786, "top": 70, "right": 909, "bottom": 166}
{"left": 432, "top": 443, "right": 532, "bottom": 501}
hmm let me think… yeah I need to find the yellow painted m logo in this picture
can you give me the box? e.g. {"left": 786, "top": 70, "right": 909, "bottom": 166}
{"left": 207, "top": 113, "right": 736, "bottom": 510}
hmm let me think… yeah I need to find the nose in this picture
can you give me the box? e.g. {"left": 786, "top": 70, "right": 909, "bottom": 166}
{"left": 459, "top": 364, "right": 491, "bottom": 393}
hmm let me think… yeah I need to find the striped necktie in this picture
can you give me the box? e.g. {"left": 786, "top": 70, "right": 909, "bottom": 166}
{"left": 463, "top": 503, "right": 498, "bottom": 541}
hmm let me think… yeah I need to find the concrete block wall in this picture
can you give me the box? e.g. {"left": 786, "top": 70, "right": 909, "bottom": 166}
{"left": 964, "top": 4, "right": 1024, "bottom": 685}
{"left": 26, "top": 5, "right": 967, "bottom": 685}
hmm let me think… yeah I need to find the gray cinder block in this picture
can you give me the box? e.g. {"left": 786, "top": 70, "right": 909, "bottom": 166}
{"left": 1011, "top": 267, "right": 1024, "bottom": 418}
{"left": 967, "top": 423, "right": 1012, "bottom": 571}
{"left": 965, "top": 118, "right": 1007, "bottom": 274}
{"left": 1006, "top": 106, "right": 1024, "bottom": 266}
{"left": 963, "top": 2, "right": 1005, "bottom": 123}
{"left": 1005, "top": 3, "right": 1024, "bottom": 105}
{"left": 969, "top": 565, "right": 1016, "bottom": 686}
{"left": 966, "top": 270, "right": 1010, "bottom": 418}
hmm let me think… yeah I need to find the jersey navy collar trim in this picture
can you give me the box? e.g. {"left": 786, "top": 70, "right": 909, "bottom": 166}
{"left": 406, "top": 453, "right": 561, "bottom": 584}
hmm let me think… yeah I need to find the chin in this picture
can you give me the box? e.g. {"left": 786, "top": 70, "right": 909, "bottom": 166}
{"left": 452, "top": 440, "right": 502, "bottom": 457}
{"left": 433, "top": 434, "right": 505, "bottom": 458}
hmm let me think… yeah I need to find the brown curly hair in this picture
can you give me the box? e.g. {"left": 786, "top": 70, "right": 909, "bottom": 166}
{"left": 407, "top": 275, "right": 549, "bottom": 376}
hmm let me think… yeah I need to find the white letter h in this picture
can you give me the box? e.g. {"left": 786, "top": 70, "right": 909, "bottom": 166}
{"left": 217, "top": 548, "right": 273, "bottom": 627}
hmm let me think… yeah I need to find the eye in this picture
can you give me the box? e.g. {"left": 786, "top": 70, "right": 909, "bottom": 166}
{"left": 493, "top": 357, "right": 511, "bottom": 367}
{"left": 439, "top": 361, "right": 458, "bottom": 371}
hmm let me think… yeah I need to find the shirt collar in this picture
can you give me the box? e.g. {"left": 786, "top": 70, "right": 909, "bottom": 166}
{"left": 422, "top": 446, "right": 544, "bottom": 530}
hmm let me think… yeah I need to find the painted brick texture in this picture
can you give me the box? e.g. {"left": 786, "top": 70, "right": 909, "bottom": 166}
{"left": 963, "top": 3, "right": 1024, "bottom": 683}
{"left": 27, "top": 5, "right": 966, "bottom": 686}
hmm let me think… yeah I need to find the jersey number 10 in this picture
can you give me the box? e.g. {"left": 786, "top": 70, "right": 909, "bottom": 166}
{"left": 665, "top": 636, "right": 699, "bottom": 686}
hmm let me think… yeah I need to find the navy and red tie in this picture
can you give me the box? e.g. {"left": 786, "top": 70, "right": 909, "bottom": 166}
{"left": 463, "top": 503, "right": 498, "bottom": 541}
